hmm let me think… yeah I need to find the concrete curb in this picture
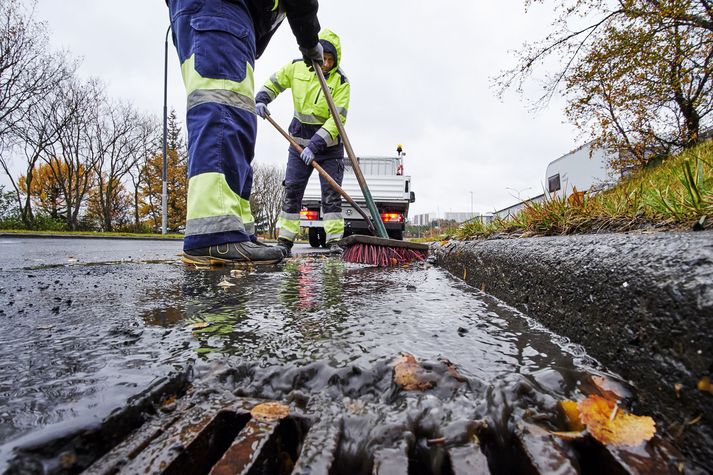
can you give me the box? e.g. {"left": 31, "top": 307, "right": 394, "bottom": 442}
{"left": 433, "top": 231, "right": 713, "bottom": 468}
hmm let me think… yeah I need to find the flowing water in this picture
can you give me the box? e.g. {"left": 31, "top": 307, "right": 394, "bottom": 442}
{"left": 0, "top": 247, "right": 648, "bottom": 473}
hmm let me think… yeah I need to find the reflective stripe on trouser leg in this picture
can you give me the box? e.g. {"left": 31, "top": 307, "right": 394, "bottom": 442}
{"left": 323, "top": 212, "right": 344, "bottom": 242}
{"left": 169, "top": 1, "right": 258, "bottom": 250}
{"left": 278, "top": 212, "right": 300, "bottom": 241}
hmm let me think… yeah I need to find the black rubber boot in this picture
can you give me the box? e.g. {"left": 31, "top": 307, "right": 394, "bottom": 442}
{"left": 183, "top": 241, "right": 283, "bottom": 266}
{"left": 276, "top": 238, "right": 293, "bottom": 258}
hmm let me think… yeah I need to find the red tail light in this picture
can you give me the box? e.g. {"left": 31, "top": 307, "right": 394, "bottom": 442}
{"left": 300, "top": 210, "right": 319, "bottom": 220}
{"left": 380, "top": 212, "right": 404, "bottom": 223}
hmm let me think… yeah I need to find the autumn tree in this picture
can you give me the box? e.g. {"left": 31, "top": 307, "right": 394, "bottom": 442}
{"left": 499, "top": 0, "right": 713, "bottom": 169}
{"left": 85, "top": 176, "right": 131, "bottom": 230}
{"left": 250, "top": 164, "right": 285, "bottom": 238}
{"left": 138, "top": 109, "right": 187, "bottom": 231}
{"left": 17, "top": 158, "right": 91, "bottom": 221}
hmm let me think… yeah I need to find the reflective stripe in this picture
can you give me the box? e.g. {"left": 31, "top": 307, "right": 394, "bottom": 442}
{"left": 187, "top": 89, "right": 255, "bottom": 113}
{"left": 323, "top": 212, "right": 343, "bottom": 221}
{"left": 278, "top": 213, "right": 300, "bottom": 241}
{"left": 280, "top": 211, "right": 301, "bottom": 220}
{"left": 258, "top": 86, "right": 277, "bottom": 102}
{"left": 324, "top": 214, "right": 344, "bottom": 241}
{"left": 185, "top": 215, "right": 245, "bottom": 237}
{"left": 245, "top": 222, "right": 256, "bottom": 235}
{"left": 269, "top": 73, "right": 286, "bottom": 93}
{"left": 272, "top": 0, "right": 279, "bottom": 11}
{"left": 279, "top": 228, "right": 297, "bottom": 240}
{"left": 336, "top": 106, "right": 348, "bottom": 118}
{"left": 186, "top": 173, "right": 252, "bottom": 231}
{"left": 295, "top": 111, "right": 328, "bottom": 124}
{"left": 316, "top": 127, "right": 339, "bottom": 147}
{"left": 181, "top": 54, "right": 254, "bottom": 100}
{"left": 291, "top": 136, "right": 311, "bottom": 147}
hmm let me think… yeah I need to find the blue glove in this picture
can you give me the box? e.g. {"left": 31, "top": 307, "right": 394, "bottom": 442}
{"left": 300, "top": 147, "right": 315, "bottom": 166}
{"left": 255, "top": 102, "right": 270, "bottom": 119}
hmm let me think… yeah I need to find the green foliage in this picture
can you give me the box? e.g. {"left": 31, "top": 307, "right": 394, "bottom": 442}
{"left": 456, "top": 141, "right": 713, "bottom": 240}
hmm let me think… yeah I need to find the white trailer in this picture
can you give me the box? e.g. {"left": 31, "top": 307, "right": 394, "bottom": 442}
{"left": 545, "top": 141, "right": 620, "bottom": 198}
{"left": 300, "top": 150, "right": 415, "bottom": 247}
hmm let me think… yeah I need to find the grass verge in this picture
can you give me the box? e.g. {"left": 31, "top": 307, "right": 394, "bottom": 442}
{"left": 456, "top": 141, "right": 712, "bottom": 240}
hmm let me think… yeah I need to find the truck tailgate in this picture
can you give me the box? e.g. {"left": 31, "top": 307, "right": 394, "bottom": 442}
{"left": 303, "top": 174, "right": 411, "bottom": 202}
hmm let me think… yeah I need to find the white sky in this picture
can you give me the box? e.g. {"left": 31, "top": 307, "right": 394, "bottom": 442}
{"left": 12, "top": 0, "right": 581, "bottom": 217}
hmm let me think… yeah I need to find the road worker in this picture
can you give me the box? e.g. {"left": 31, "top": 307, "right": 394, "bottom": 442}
{"left": 255, "top": 29, "right": 349, "bottom": 257}
{"left": 166, "top": 0, "right": 322, "bottom": 266}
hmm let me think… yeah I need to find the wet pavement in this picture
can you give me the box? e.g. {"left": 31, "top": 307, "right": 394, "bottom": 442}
{"left": 0, "top": 237, "right": 683, "bottom": 473}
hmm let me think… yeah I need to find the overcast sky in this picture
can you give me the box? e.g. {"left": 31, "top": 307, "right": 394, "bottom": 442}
{"left": 15, "top": 0, "right": 581, "bottom": 218}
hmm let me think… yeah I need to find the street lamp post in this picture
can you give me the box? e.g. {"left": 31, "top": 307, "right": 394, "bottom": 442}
{"left": 162, "top": 25, "right": 172, "bottom": 235}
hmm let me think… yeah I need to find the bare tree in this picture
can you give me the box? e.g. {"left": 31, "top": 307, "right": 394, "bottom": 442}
{"left": 89, "top": 99, "right": 154, "bottom": 231}
{"left": 250, "top": 164, "right": 285, "bottom": 238}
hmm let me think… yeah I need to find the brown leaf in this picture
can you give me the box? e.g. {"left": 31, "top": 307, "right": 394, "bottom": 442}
{"left": 560, "top": 400, "right": 585, "bottom": 432}
{"left": 578, "top": 395, "right": 656, "bottom": 446}
{"left": 697, "top": 377, "right": 713, "bottom": 395}
{"left": 551, "top": 430, "right": 587, "bottom": 441}
{"left": 250, "top": 402, "right": 289, "bottom": 422}
{"left": 394, "top": 353, "right": 434, "bottom": 391}
{"left": 188, "top": 322, "right": 211, "bottom": 330}
{"left": 439, "top": 358, "right": 467, "bottom": 383}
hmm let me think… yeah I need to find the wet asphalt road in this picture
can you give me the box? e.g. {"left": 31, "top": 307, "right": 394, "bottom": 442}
{"left": 0, "top": 236, "right": 661, "bottom": 473}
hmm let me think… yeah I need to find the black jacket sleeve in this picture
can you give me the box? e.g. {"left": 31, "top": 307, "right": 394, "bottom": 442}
{"left": 282, "top": 0, "right": 320, "bottom": 49}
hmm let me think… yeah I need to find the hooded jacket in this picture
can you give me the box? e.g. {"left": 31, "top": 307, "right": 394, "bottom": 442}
{"left": 256, "top": 29, "right": 350, "bottom": 157}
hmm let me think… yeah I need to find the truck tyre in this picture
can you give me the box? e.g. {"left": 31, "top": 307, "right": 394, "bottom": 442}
{"left": 318, "top": 228, "right": 327, "bottom": 248}
{"left": 388, "top": 229, "right": 403, "bottom": 241}
{"left": 308, "top": 228, "right": 321, "bottom": 248}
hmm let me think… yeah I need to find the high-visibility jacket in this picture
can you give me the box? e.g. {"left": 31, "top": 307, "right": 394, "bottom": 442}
{"left": 256, "top": 29, "right": 349, "bottom": 158}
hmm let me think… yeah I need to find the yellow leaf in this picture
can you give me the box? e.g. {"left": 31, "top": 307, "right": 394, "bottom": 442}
{"left": 250, "top": 402, "right": 289, "bottom": 422}
{"left": 560, "top": 400, "right": 585, "bottom": 431}
{"left": 578, "top": 395, "right": 656, "bottom": 446}
{"left": 697, "top": 377, "right": 713, "bottom": 395}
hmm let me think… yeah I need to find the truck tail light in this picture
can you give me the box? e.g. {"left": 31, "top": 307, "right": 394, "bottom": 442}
{"left": 300, "top": 210, "right": 319, "bottom": 220}
{"left": 380, "top": 212, "right": 404, "bottom": 223}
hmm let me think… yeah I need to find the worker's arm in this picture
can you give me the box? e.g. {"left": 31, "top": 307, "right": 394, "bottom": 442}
{"left": 282, "top": 0, "right": 320, "bottom": 51}
{"left": 255, "top": 61, "right": 296, "bottom": 105}
{"left": 307, "top": 78, "right": 350, "bottom": 154}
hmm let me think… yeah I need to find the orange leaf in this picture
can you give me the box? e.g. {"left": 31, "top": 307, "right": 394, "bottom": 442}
{"left": 697, "top": 377, "right": 713, "bottom": 395}
{"left": 560, "top": 400, "right": 585, "bottom": 432}
{"left": 578, "top": 395, "right": 656, "bottom": 446}
{"left": 394, "top": 353, "right": 434, "bottom": 391}
{"left": 250, "top": 402, "right": 289, "bottom": 422}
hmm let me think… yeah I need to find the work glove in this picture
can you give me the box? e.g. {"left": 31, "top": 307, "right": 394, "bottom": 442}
{"left": 300, "top": 147, "right": 315, "bottom": 166}
{"left": 300, "top": 42, "right": 323, "bottom": 69}
{"left": 255, "top": 102, "right": 270, "bottom": 119}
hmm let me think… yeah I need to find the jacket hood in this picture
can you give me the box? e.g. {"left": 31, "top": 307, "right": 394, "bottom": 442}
{"left": 318, "top": 29, "right": 341, "bottom": 69}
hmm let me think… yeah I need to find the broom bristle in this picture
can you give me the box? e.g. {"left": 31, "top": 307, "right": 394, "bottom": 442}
{"left": 342, "top": 242, "right": 427, "bottom": 267}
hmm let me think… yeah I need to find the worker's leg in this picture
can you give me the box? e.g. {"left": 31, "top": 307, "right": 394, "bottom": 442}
{"left": 169, "top": 0, "right": 262, "bottom": 253}
{"left": 277, "top": 148, "right": 313, "bottom": 253}
{"left": 318, "top": 158, "right": 345, "bottom": 244}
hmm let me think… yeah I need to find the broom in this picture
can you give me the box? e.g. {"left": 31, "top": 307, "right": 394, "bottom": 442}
{"left": 263, "top": 114, "right": 428, "bottom": 267}
{"left": 311, "top": 62, "right": 428, "bottom": 266}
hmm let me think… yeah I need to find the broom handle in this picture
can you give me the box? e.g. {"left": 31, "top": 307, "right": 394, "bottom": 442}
{"left": 313, "top": 61, "right": 389, "bottom": 239}
{"left": 264, "top": 114, "right": 376, "bottom": 234}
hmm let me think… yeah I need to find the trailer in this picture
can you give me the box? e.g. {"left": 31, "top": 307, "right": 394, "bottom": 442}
{"left": 300, "top": 147, "right": 415, "bottom": 247}
{"left": 545, "top": 141, "right": 619, "bottom": 198}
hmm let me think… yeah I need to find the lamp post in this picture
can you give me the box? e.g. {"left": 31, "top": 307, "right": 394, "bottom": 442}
{"left": 470, "top": 191, "right": 474, "bottom": 217}
{"left": 162, "top": 24, "right": 172, "bottom": 235}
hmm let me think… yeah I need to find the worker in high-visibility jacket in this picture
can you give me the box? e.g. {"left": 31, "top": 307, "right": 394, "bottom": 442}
{"left": 255, "top": 29, "right": 349, "bottom": 257}
{"left": 166, "top": 0, "right": 322, "bottom": 266}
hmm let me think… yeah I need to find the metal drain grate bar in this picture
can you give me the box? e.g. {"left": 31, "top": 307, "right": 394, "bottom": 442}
{"left": 291, "top": 416, "right": 342, "bottom": 475}
{"left": 448, "top": 444, "right": 491, "bottom": 474}
{"left": 515, "top": 422, "right": 580, "bottom": 475}
{"left": 209, "top": 419, "right": 280, "bottom": 475}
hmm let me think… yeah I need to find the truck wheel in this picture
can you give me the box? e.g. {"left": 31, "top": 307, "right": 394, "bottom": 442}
{"left": 308, "top": 228, "right": 321, "bottom": 248}
{"left": 318, "top": 228, "right": 327, "bottom": 248}
{"left": 388, "top": 230, "right": 403, "bottom": 241}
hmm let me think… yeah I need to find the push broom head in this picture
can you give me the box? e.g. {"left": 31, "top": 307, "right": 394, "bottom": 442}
{"left": 339, "top": 235, "right": 429, "bottom": 267}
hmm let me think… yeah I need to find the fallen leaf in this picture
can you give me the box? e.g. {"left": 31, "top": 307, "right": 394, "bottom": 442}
{"left": 230, "top": 269, "right": 246, "bottom": 278}
{"left": 250, "top": 402, "right": 289, "bottom": 422}
{"left": 551, "top": 430, "right": 586, "bottom": 441}
{"left": 674, "top": 383, "right": 683, "bottom": 399}
{"left": 217, "top": 278, "right": 235, "bottom": 288}
{"left": 439, "top": 357, "right": 467, "bottom": 383}
{"left": 188, "top": 322, "right": 211, "bottom": 330}
{"left": 687, "top": 414, "right": 703, "bottom": 425}
{"left": 578, "top": 395, "right": 656, "bottom": 446}
{"left": 162, "top": 394, "right": 178, "bottom": 406}
{"left": 697, "top": 377, "right": 713, "bottom": 395}
{"left": 590, "top": 375, "right": 631, "bottom": 401}
{"left": 427, "top": 437, "right": 446, "bottom": 446}
{"left": 394, "top": 353, "right": 434, "bottom": 391}
{"left": 560, "top": 400, "right": 585, "bottom": 432}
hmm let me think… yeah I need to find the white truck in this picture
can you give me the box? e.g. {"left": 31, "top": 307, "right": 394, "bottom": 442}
{"left": 300, "top": 147, "right": 416, "bottom": 247}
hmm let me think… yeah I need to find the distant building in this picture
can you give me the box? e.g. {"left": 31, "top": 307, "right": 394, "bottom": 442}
{"left": 411, "top": 213, "right": 432, "bottom": 226}
{"left": 444, "top": 212, "right": 477, "bottom": 223}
